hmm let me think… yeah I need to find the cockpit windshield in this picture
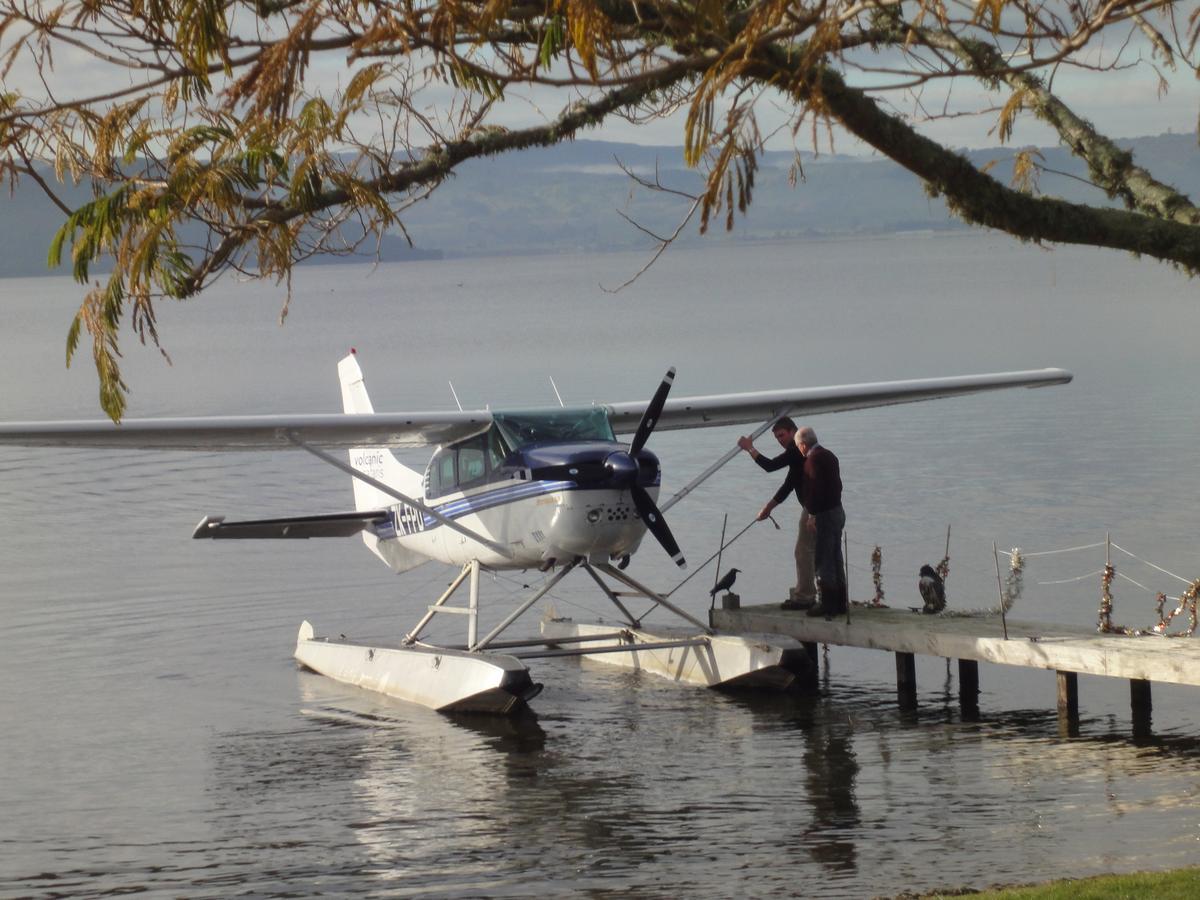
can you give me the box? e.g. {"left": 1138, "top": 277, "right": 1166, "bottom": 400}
{"left": 492, "top": 407, "right": 615, "bottom": 449}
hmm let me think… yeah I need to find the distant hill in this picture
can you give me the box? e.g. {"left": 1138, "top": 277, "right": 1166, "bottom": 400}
{"left": 2, "top": 132, "right": 1197, "bottom": 277}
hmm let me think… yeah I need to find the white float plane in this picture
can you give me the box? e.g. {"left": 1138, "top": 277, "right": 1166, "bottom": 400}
{"left": 0, "top": 353, "right": 1071, "bottom": 714}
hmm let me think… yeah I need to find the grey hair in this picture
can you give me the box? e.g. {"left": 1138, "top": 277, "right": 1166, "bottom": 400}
{"left": 797, "top": 426, "right": 818, "bottom": 445}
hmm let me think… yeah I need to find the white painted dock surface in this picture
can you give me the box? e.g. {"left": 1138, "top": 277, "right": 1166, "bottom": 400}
{"left": 713, "top": 603, "right": 1200, "bottom": 687}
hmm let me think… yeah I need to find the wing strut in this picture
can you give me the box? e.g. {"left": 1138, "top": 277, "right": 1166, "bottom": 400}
{"left": 286, "top": 432, "right": 514, "bottom": 561}
{"left": 659, "top": 410, "right": 786, "bottom": 515}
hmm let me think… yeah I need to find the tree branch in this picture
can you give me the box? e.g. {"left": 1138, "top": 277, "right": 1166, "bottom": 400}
{"left": 763, "top": 52, "right": 1200, "bottom": 272}
{"left": 911, "top": 27, "right": 1200, "bottom": 226}
{"left": 178, "top": 58, "right": 705, "bottom": 295}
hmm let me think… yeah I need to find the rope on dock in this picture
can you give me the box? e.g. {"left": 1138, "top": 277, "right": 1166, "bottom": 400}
{"left": 850, "top": 528, "right": 1200, "bottom": 637}
{"left": 1110, "top": 541, "right": 1194, "bottom": 586}
{"left": 1115, "top": 571, "right": 1159, "bottom": 595}
{"left": 1002, "top": 541, "right": 1107, "bottom": 558}
{"left": 1036, "top": 569, "right": 1106, "bottom": 585}
{"left": 1098, "top": 540, "right": 1200, "bottom": 637}
{"left": 938, "top": 548, "right": 1024, "bottom": 618}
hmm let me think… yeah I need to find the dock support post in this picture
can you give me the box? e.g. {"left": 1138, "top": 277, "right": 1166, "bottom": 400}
{"left": 958, "top": 659, "right": 979, "bottom": 721}
{"left": 1056, "top": 670, "right": 1079, "bottom": 737}
{"left": 802, "top": 642, "right": 820, "bottom": 689}
{"left": 896, "top": 652, "right": 917, "bottom": 710}
{"left": 1130, "top": 678, "right": 1152, "bottom": 738}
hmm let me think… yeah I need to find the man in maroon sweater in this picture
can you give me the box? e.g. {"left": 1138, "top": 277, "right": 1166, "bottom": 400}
{"left": 796, "top": 426, "right": 847, "bottom": 617}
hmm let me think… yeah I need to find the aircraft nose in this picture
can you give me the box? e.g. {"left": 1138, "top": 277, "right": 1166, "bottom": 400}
{"left": 604, "top": 450, "right": 638, "bottom": 487}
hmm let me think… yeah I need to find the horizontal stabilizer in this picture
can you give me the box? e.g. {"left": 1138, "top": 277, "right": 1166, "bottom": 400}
{"left": 193, "top": 511, "right": 391, "bottom": 540}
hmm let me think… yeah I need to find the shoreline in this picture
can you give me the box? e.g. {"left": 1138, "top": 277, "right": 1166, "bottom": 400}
{"left": 895, "top": 866, "right": 1200, "bottom": 899}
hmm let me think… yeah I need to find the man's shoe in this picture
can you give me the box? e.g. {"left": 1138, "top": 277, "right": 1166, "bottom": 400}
{"left": 781, "top": 600, "right": 808, "bottom": 610}
{"left": 806, "top": 603, "right": 829, "bottom": 617}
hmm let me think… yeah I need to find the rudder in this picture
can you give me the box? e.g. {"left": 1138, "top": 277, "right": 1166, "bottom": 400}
{"left": 338, "top": 351, "right": 424, "bottom": 509}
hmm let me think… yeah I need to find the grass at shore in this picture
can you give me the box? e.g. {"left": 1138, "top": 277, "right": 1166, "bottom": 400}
{"left": 918, "top": 867, "right": 1200, "bottom": 898}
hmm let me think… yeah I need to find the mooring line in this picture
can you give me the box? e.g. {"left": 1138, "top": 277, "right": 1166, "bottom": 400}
{"left": 634, "top": 517, "right": 766, "bottom": 620}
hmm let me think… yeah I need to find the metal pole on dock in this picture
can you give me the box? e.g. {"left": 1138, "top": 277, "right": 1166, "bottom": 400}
{"left": 711, "top": 513, "right": 728, "bottom": 611}
{"left": 844, "top": 531, "right": 851, "bottom": 623}
{"left": 993, "top": 541, "right": 1009, "bottom": 640}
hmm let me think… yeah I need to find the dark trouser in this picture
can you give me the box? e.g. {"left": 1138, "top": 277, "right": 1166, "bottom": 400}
{"left": 814, "top": 505, "right": 846, "bottom": 611}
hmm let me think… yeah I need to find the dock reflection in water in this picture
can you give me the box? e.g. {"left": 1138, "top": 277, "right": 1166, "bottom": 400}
{"left": 208, "top": 671, "right": 1200, "bottom": 898}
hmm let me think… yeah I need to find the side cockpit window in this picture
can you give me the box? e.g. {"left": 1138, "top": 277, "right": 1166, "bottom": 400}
{"left": 458, "top": 444, "right": 486, "bottom": 488}
{"left": 427, "top": 428, "right": 508, "bottom": 498}
{"left": 429, "top": 449, "right": 456, "bottom": 497}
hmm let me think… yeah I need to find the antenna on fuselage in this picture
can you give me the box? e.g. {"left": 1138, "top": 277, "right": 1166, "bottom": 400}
{"left": 549, "top": 376, "right": 565, "bottom": 408}
{"left": 448, "top": 381, "right": 463, "bottom": 412}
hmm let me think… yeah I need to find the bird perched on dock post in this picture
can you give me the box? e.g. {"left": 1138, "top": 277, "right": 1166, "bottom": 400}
{"left": 918, "top": 565, "right": 946, "bottom": 614}
{"left": 710, "top": 568, "right": 741, "bottom": 597}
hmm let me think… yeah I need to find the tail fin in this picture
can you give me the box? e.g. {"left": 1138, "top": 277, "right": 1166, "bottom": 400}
{"left": 338, "top": 352, "right": 424, "bottom": 508}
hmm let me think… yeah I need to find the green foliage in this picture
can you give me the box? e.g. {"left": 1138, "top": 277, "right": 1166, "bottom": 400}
{"left": 48, "top": 186, "right": 134, "bottom": 282}
{"left": 927, "top": 866, "right": 1200, "bottom": 899}
{"left": 539, "top": 15, "right": 566, "bottom": 70}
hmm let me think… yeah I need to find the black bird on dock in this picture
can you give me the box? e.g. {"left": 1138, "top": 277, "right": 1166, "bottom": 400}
{"left": 918, "top": 565, "right": 946, "bottom": 614}
{"left": 710, "top": 568, "right": 741, "bottom": 597}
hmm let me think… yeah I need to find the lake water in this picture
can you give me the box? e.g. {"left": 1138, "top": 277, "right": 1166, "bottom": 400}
{"left": 2, "top": 233, "right": 1199, "bottom": 897}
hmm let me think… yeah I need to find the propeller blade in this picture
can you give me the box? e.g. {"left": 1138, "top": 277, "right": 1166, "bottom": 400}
{"left": 629, "top": 367, "right": 675, "bottom": 456}
{"left": 631, "top": 486, "right": 686, "bottom": 569}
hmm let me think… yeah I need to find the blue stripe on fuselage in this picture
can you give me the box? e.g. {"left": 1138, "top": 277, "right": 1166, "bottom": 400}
{"left": 420, "top": 479, "right": 578, "bottom": 529}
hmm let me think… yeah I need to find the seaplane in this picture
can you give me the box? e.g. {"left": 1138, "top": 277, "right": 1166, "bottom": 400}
{"left": 0, "top": 353, "right": 1071, "bottom": 715}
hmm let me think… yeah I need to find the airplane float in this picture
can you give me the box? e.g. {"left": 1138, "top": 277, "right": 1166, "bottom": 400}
{"left": 0, "top": 354, "right": 1071, "bottom": 715}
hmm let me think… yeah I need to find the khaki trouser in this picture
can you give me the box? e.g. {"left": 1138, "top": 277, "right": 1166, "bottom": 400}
{"left": 792, "top": 507, "right": 818, "bottom": 603}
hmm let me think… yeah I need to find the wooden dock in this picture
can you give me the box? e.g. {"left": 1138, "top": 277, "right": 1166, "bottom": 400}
{"left": 712, "top": 602, "right": 1200, "bottom": 735}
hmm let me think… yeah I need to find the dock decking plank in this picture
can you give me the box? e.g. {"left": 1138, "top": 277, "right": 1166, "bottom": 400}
{"left": 712, "top": 604, "right": 1200, "bottom": 687}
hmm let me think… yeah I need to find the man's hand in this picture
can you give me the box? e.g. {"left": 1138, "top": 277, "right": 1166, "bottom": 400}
{"left": 756, "top": 502, "right": 776, "bottom": 521}
{"left": 737, "top": 435, "right": 754, "bottom": 452}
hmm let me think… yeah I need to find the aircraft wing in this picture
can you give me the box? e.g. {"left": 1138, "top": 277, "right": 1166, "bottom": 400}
{"left": 605, "top": 368, "right": 1072, "bottom": 434}
{"left": 0, "top": 411, "right": 492, "bottom": 450}
{"left": 0, "top": 369, "right": 1070, "bottom": 449}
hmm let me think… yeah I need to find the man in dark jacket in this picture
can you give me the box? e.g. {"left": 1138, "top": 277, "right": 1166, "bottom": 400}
{"left": 795, "top": 426, "right": 847, "bottom": 617}
{"left": 737, "top": 417, "right": 817, "bottom": 609}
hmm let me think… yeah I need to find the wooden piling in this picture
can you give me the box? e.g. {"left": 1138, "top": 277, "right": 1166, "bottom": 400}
{"left": 1131, "top": 678, "right": 1152, "bottom": 737}
{"left": 958, "top": 658, "right": 979, "bottom": 720}
{"left": 896, "top": 651, "right": 917, "bottom": 710}
{"left": 1056, "top": 670, "right": 1079, "bottom": 737}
